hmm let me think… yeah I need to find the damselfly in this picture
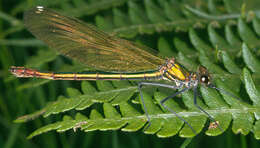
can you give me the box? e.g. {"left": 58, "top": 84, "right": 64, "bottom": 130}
{"left": 10, "top": 6, "right": 238, "bottom": 134}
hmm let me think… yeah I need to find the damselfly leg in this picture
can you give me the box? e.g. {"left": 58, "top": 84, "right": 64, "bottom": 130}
{"left": 138, "top": 81, "right": 224, "bottom": 134}
{"left": 193, "top": 86, "right": 223, "bottom": 132}
{"left": 138, "top": 82, "right": 179, "bottom": 130}
{"left": 138, "top": 82, "right": 198, "bottom": 133}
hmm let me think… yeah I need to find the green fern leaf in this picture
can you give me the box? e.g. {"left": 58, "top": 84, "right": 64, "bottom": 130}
{"left": 242, "top": 43, "right": 260, "bottom": 73}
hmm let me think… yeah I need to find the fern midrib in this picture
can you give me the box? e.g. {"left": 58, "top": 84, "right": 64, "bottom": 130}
{"left": 84, "top": 106, "right": 259, "bottom": 122}
{"left": 112, "top": 19, "right": 212, "bottom": 34}
{"left": 184, "top": 5, "right": 241, "bottom": 20}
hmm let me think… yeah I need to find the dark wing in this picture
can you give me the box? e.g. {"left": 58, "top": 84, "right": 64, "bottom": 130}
{"left": 24, "top": 6, "right": 165, "bottom": 73}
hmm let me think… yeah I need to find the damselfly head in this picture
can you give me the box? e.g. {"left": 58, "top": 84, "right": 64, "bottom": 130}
{"left": 197, "top": 66, "right": 211, "bottom": 86}
{"left": 197, "top": 66, "right": 242, "bottom": 102}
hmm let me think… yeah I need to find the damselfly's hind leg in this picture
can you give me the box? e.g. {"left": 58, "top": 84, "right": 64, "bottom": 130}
{"left": 137, "top": 82, "right": 179, "bottom": 130}
{"left": 138, "top": 82, "right": 151, "bottom": 129}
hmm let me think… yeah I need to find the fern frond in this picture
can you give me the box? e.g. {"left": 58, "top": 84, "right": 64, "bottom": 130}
{"left": 8, "top": 0, "right": 260, "bottom": 140}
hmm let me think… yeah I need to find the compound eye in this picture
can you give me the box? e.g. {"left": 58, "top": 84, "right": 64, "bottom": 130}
{"left": 200, "top": 75, "right": 209, "bottom": 84}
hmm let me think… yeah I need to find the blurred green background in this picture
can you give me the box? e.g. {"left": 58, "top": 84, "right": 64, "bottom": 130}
{"left": 1, "top": 0, "right": 260, "bottom": 148}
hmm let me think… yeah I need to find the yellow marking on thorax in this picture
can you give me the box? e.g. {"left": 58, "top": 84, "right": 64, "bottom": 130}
{"left": 167, "top": 64, "right": 186, "bottom": 80}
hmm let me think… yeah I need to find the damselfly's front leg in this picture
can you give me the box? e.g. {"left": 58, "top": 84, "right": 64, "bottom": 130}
{"left": 193, "top": 87, "right": 223, "bottom": 132}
